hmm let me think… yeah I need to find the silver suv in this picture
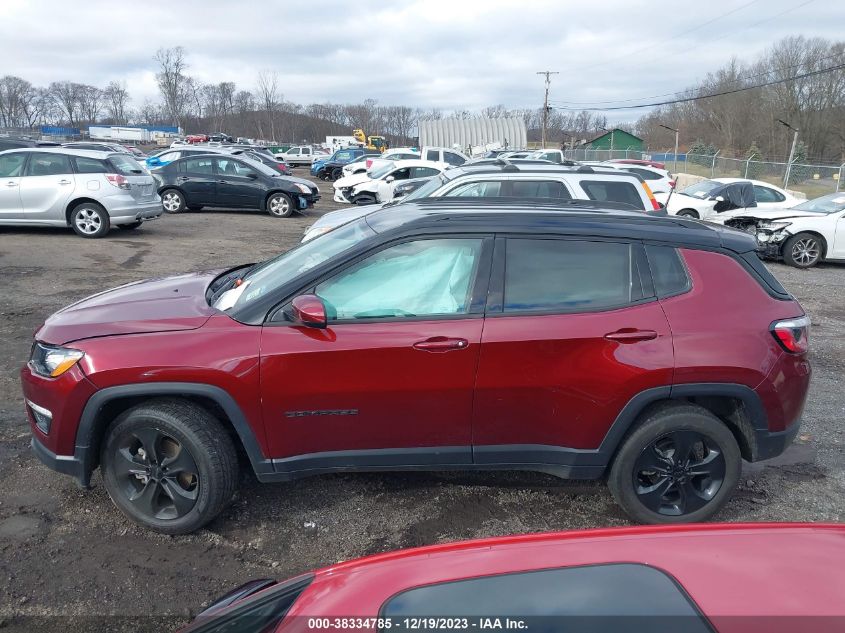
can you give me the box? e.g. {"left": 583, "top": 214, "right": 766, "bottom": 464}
{"left": 0, "top": 148, "right": 161, "bottom": 238}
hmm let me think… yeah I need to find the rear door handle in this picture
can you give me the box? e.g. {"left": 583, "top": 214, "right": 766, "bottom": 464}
{"left": 413, "top": 336, "right": 469, "bottom": 352}
{"left": 604, "top": 329, "right": 658, "bottom": 343}
{"left": 58, "top": 180, "right": 72, "bottom": 185}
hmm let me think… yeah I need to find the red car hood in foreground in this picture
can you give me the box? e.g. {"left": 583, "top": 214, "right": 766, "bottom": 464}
{"left": 37, "top": 271, "right": 221, "bottom": 345}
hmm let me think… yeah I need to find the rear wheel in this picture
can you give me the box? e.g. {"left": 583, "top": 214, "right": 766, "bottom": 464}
{"left": 70, "top": 202, "right": 110, "bottom": 238}
{"left": 100, "top": 399, "right": 238, "bottom": 534}
{"left": 161, "top": 189, "right": 186, "bottom": 214}
{"left": 677, "top": 209, "right": 699, "bottom": 219}
{"left": 608, "top": 403, "right": 740, "bottom": 524}
{"left": 267, "top": 192, "right": 294, "bottom": 218}
{"left": 783, "top": 232, "right": 823, "bottom": 268}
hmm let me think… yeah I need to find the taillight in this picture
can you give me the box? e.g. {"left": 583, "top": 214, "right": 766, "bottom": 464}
{"left": 771, "top": 316, "right": 810, "bottom": 353}
{"left": 366, "top": 159, "right": 373, "bottom": 168}
{"left": 106, "top": 173, "right": 130, "bottom": 189}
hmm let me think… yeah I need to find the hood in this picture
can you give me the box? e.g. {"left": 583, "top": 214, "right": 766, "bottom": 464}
{"left": 311, "top": 204, "right": 384, "bottom": 230}
{"left": 712, "top": 207, "right": 821, "bottom": 222}
{"left": 37, "top": 271, "right": 221, "bottom": 345}
{"left": 334, "top": 173, "right": 372, "bottom": 189}
{"left": 275, "top": 175, "right": 316, "bottom": 188}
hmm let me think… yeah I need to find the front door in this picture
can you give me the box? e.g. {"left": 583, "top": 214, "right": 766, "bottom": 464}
{"left": 178, "top": 157, "right": 217, "bottom": 205}
{"left": 831, "top": 210, "right": 845, "bottom": 258}
{"left": 0, "top": 152, "right": 27, "bottom": 220}
{"left": 213, "top": 157, "right": 264, "bottom": 208}
{"left": 259, "top": 236, "right": 492, "bottom": 472}
{"left": 472, "top": 237, "right": 674, "bottom": 466}
{"left": 19, "top": 152, "right": 75, "bottom": 220}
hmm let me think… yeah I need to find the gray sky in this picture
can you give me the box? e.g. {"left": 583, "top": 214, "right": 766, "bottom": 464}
{"left": 3, "top": 0, "right": 843, "bottom": 122}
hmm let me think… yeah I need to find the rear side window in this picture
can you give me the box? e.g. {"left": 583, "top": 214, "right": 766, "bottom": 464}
{"left": 24, "top": 153, "right": 71, "bottom": 176}
{"left": 503, "top": 239, "right": 644, "bottom": 313}
{"left": 579, "top": 179, "right": 645, "bottom": 210}
{"left": 645, "top": 245, "right": 691, "bottom": 298}
{"left": 73, "top": 156, "right": 108, "bottom": 173}
{"left": 510, "top": 180, "right": 571, "bottom": 199}
{"left": 380, "top": 563, "right": 709, "bottom": 632}
{"left": 426, "top": 149, "right": 439, "bottom": 161}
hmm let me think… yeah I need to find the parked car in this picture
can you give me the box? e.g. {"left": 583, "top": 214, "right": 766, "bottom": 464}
{"left": 711, "top": 192, "right": 845, "bottom": 268}
{"left": 63, "top": 141, "right": 133, "bottom": 154}
{"left": 333, "top": 159, "right": 446, "bottom": 204}
{"left": 419, "top": 145, "right": 469, "bottom": 166}
{"left": 312, "top": 147, "right": 379, "bottom": 180}
{"left": 655, "top": 178, "right": 803, "bottom": 220}
{"left": 243, "top": 150, "right": 291, "bottom": 175}
{"left": 23, "top": 200, "right": 809, "bottom": 532}
{"left": 0, "top": 147, "right": 161, "bottom": 237}
{"left": 277, "top": 145, "right": 325, "bottom": 167}
{"left": 154, "top": 153, "right": 318, "bottom": 217}
{"left": 0, "top": 137, "right": 60, "bottom": 151}
{"left": 145, "top": 146, "right": 244, "bottom": 170}
{"left": 178, "top": 524, "right": 843, "bottom": 632}
{"left": 601, "top": 161, "right": 675, "bottom": 193}
{"left": 307, "top": 161, "right": 665, "bottom": 240}
{"left": 354, "top": 147, "right": 422, "bottom": 176}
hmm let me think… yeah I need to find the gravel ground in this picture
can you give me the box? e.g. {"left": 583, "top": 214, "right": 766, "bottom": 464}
{"left": 0, "top": 175, "right": 843, "bottom": 631}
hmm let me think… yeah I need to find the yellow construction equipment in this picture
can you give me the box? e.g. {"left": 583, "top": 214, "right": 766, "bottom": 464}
{"left": 352, "top": 129, "right": 389, "bottom": 153}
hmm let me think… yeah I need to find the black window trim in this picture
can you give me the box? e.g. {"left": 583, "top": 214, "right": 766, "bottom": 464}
{"left": 264, "top": 233, "right": 495, "bottom": 327}
{"left": 376, "top": 561, "right": 715, "bottom": 632}
{"left": 484, "top": 235, "right": 657, "bottom": 318}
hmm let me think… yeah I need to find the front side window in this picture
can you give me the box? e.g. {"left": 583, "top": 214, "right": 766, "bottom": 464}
{"left": 287, "top": 148, "right": 300, "bottom": 155}
{"left": 444, "top": 180, "right": 502, "bottom": 198}
{"left": 386, "top": 168, "right": 411, "bottom": 181}
{"left": 0, "top": 152, "right": 27, "bottom": 177}
{"left": 426, "top": 149, "right": 439, "bottom": 161}
{"left": 315, "top": 238, "right": 483, "bottom": 321}
{"left": 504, "top": 238, "right": 641, "bottom": 312}
{"left": 215, "top": 158, "right": 257, "bottom": 177}
{"left": 579, "top": 179, "right": 644, "bottom": 210}
{"left": 24, "top": 153, "right": 71, "bottom": 177}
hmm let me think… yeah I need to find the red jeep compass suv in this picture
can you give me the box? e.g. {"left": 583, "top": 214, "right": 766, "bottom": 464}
{"left": 21, "top": 200, "right": 811, "bottom": 533}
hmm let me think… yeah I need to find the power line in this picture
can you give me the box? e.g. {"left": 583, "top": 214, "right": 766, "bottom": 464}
{"left": 552, "top": 52, "right": 843, "bottom": 107}
{"left": 550, "top": 63, "right": 845, "bottom": 111}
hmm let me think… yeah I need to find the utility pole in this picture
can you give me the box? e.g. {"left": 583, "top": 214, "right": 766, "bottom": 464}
{"left": 537, "top": 71, "right": 558, "bottom": 149}
{"left": 660, "top": 124, "right": 680, "bottom": 175}
{"left": 778, "top": 119, "right": 799, "bottom": 188}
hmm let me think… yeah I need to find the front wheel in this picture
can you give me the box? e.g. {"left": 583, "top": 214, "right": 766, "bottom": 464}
{"left": 71, "top": 203, "right": 110, "bottom": 238}
{"left": 608, "top": 403, "right": 740, "bottom": 524}
{"left": 161, "top": 189, "right": 186, "bottom": 213}
{"left": 783, "top": 232, "right": 823, "bottom": 268}
{"left": 100, "top": 399, "right": 238, "bottom": 534}
{"left": 267, "top": 192, "right": 294, "bottom": 218}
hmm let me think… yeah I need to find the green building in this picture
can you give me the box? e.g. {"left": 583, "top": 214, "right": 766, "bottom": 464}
{"left": 587, "top": 129, "right": 644, "bottom": 151}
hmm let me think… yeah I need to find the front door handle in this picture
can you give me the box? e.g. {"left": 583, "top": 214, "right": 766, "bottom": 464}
{"left": 604, "top": 329, "right": 658, "bottom": 343}
{"left": 413, "top": 336, "right": 469, "bottom": 352}
{"left": 177, "top": 176, "right": 190, "bottom": 182}
{"left": 58, "top": 179, "right": 72, "bottom": 185}
{"left": 5, "top": 181, "right": 17, "bottom": 187}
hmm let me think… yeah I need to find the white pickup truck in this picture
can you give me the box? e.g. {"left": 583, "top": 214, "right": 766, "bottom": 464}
{"left": 275, "top": 146, "right": 328, "bottom": 167}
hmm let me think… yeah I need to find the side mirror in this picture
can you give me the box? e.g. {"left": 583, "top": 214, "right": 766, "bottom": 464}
{"left": 289, "top": 294, "right": 327, "bottom": 329}
{"left": 385, "top": 175, "right": 395, "bottom": 183}
{"left": 711, "top": 195, "right": 725, "bottom": 202}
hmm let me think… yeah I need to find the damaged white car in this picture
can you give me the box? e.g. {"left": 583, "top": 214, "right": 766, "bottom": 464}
{"left": 711, "top": 192, "right": 845, "bottom": 268}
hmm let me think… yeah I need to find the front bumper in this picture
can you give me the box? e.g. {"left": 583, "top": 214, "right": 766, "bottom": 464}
{"left": 31, "top": 435, "right": 88, "bottom": 487}
{"left": 333, "top": 188, "right": 353, "bottom": 203}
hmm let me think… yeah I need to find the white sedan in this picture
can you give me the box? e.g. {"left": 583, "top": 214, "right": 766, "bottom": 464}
{"left": 333, "top": 159, "right": 445, "bottom": 205}
{"left": 654, "top": 178, "right": 803, "bottom": 220}
{"left": 710, "top": 192, "right": 845, "bottom": 268}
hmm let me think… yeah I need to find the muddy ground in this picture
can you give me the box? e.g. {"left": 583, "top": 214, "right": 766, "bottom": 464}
{"left": 0, "top": 174, "right": 843, "bottom": 631}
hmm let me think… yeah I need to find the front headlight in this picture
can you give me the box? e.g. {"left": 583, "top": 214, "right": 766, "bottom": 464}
{"left": 294, "top": 183, "right": 311, "bottom": 194}
{"left": 29, "top": 342, "right": 85, "bottom": 378}
{"left": 758, "top": 221, "right": 791, "bottom": 231}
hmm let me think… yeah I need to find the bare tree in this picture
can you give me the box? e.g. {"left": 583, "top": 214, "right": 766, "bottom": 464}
{"left": 256, "top": 70, "right": 279, "bottom": 141}
{"left": 154, "top": 46, "right": 189, "bottom": 128}
{"left": 78, "top": 84, "right": 103, "bottom": 124}
{"left": 0, "top": 76, "right": 39, "bottom": 128}
{"left": 48, "top": 81, "right": 85, "bottom": 127}
{"left": 103, "top": 81, "right": 130, "bottom": 124}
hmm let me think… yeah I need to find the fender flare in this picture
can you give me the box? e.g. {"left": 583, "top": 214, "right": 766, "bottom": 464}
{"left": 74, "top": 382, "right": 273, "bottom": 486}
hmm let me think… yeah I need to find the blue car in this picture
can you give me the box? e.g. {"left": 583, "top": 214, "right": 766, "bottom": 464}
{"left": 310, "top": 147, "right": 371, "bottom": 177}
{"left": 145, "top": 147, "right": 216, "bottom": 170}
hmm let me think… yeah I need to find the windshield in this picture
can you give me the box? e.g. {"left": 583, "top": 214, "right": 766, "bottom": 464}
{"left": 790, "top": 193, "right": 845, "bottom": 214}
{"left": 403, "top": 173, "right": 449, "bottom": 201}
{"left": 680, "top": 179, "right": 722, "bottom": 198}
{"left": 213, "top": 217, "right": 376, "bottom": 312}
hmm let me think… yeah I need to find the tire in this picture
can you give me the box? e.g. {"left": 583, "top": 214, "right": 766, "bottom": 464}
{"left": 118, "top": 221, "right": 143, "bottom": 230}
{"left": 782, "top": 232, "right": 823, "bottom": 268}
{"left": 331, "top": 167, "right": 344, "bottom": 181}
{"left": 677, "top": 209, "right": 699, "bottom": 219}
{"left": 161, "top": 189, "right": 186, "bottom": 214}
{"left": 608, "top": 403, "right": 741, "bottom": 524}
{"left": 353, "top": 193, "right": 377, "bottom": 205}
{"left": 267, "top": 192, "right": 294, "bottom": 218}
{"left": 70, "top": 202, "right": 110, "bottom": 238}
{"left": 100, "top": 399, "right": 238, "bottom": 535}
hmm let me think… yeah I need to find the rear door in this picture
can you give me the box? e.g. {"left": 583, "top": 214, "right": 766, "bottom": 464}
{"left": 213, "top": 157, "right": 265, "bottom": 208}
{"left": 472, "top": 236, "right": 673, "bottom": 467}
{"left": 0, "top": 152, "right": 27, "bottom": 220}
{"left": 19, "top": 152, "right": 75, "bottom": 220}
{"left": 178, "top": 157, "right": 217, "bottom": 204}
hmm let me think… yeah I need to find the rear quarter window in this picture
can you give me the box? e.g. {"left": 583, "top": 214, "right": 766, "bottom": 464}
{"left": 72, "top": 156, "right": 108, "bottom": 174}
{"left": 579, "top": 179, "right": 645, "bottom": 210}
{"left": 645, "top": 245, "right": 691, "bottom": 298}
